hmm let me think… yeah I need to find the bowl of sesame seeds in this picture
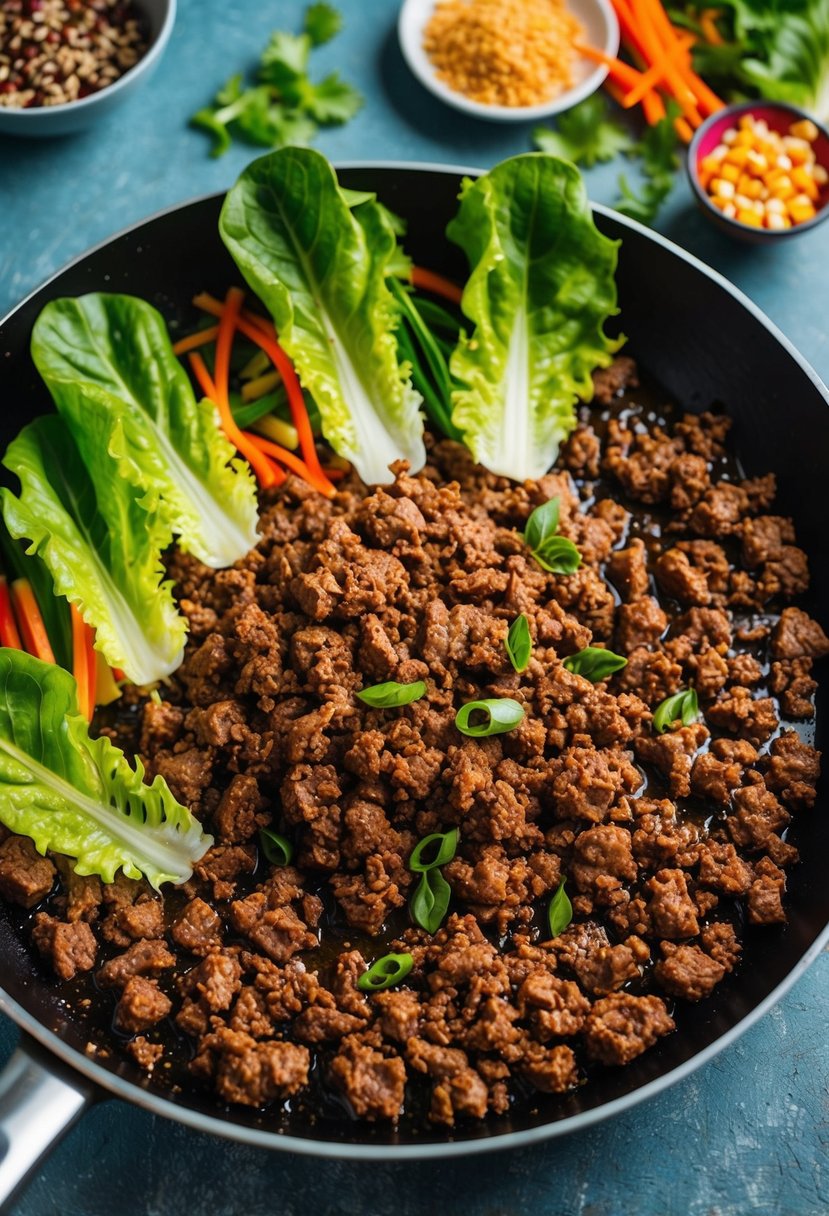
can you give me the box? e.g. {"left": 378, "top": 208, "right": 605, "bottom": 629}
{"left": 0, "top": 0, "right": 175, "bottom": 137}
{"left": 398, "top": 0, "right": 618, "bottom": 122}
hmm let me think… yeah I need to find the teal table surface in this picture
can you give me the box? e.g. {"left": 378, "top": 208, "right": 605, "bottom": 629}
{"left": 0, "top": 2, "right": 827, "bottom": 1213}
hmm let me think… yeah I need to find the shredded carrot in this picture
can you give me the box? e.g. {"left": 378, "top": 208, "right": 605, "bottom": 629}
{"left": 674, "top": 57, "right": 725, "bottom": 117}
{"left": 172, "top": 325, "right": 220, "bottom": 356}
{"left": 12, "top": 579, "right": 55, "bottom": 664}
{"left": 244, "top": 433, "right": 337, "bottom": 499}
{"left": 575, "top": 43, "right": 647, "bottom": 89}
{"left": 84, "top": 623, "right": 97, "bottom": 719}
{"left": 621, "top": 30, "right": 694, "bottom": 107}
{"left": 410, "top": 266, "right": 463, "bottom": 305}
{"left": 323, "top": 467, "right": 349, "bottom": 482}
{"left": 700, "top": 9, "right": 723, "bottom": 46}
{"left": 112, "top": 666, "right": 127, "bottom": 683}
{"left": 71, "top": 604, "right": 90, "bottom": 719}
{"left": 0, "top": 576, "right": 22, "bottom": 650}
{"left": 628, "top": 0, "right": 703, "bottom": 125}
{"left": 189, "top": 350, "right": 284, "bottom": 489}
{"left": 674, "top": 115, "right": 694, "bottom": 143}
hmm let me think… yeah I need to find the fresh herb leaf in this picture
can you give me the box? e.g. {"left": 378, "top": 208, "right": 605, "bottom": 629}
{"left": 304, "top": 2, "right": 342, "bottom": 46}
{"left": 356, "top": 679, "right": 427, "bottom": 708}
{"left": 653, "top": 688, "right": 700, "bottom": 734}
{"left": 562, "top": 647, "right": 628, "bottom": 681}
{"left": 547, "top": 880, "right": 573, "bottom": 938}
{"left": 614, "top": 105, "right": 682, "bottom": 226}
{"left": 455, "top": 697, "right": 525, "bottom": 737}
{"left": 409, "top": 828, "right": 459, "bottom": 873}
{"left": 0, "top": 649, "right": 211, "bottom": 887}
{"left": 300, "top": 73, "right": 363, "bottom": 124}
{"left": 259, "top": 828, "right": 294, "bottom": 866}
{"left": 533, "top": 94, "right": 636, "bottom": 167}
{"left": 411, "top": 868, "right": 452, "bottom": 934}
{"left": 259, "top": 31, "right": 311, "bottom": 91}
{"left": 524, "top": 498, "right": 561, "bottom": 551}
{"left": 505, "top": 613, "right": 532, "bottom": 673}
{"left": 357, "top": 951, "right": 414, "bottom": 991}
{"left": 530, "top": 536, "right": 582, "bottom": 574}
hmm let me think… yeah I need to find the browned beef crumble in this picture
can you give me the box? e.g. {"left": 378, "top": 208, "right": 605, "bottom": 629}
{"left": 2, "top": 359, "right": 823, "bottom": 1129}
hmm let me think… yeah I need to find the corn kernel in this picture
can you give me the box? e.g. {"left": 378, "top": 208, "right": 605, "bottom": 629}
{"left": 747, "top": 178, "right": 765, "bottom": 199}
{"left": 791, "top": 166, "right": 819, "bottom": 200}
{"left": 725, "top": 146, "right": 750, "bottom": 167}
{"left": 765, "top": 212, "right": 791, "bottom": 230}
{"left": 790, "top": 118, "right": 819, "bottom": 142}
{"left": 720, "top": 162, "right": 740, "bottom": 184}
{"left": 765, "top": 197, "right": 786, "bottom": 215}
{"left": 711, "top": 143, "right": 729, "bottom": 161}
{"left": 814, "top": 164, "right": 828, "bottom": 185}
{"left": 753, "top": 118, "right": 769, "bottom": 137}
{"left": 722, "top": 128, "right": 738, "bottom": 146}
{"left": 736, "top": 172, "right": 753, "bottom": 196}
{"left": 738, "top": 113, "right": 755, "bottom": 131}
{"left": 775, "top": 154, "right": 793, "bottom": 171}
{"left": 734, "top": 192, "right": 752, "bottom": 210}
{"left": 745, "top": 150, "right": 768, "bottom": 175}
{"left": 711, "top": 178, "right": 735, "bottom": 199}
{"left": 735, "top": 129, "right": 755, "bottom": 147}
{"left": 736, "top": 208, "right": 762, "bottom": 227}
{"left": 700, "top": 154, "right": 723, "bottom": 176}
{"left": 711, "top": 197, "right": 737, "bottom": 218}
{"left": 788, "top": 196, "right": 816, "bottom": 223}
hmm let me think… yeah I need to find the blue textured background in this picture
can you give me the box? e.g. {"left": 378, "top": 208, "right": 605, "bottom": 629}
{"left": 1, "top": 1, "right": 827, "bottom": 1212}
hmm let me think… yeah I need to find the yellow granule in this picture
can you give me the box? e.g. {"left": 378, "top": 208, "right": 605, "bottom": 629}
{"left": 423, "top": 0, "right": 582, "bottom": 108}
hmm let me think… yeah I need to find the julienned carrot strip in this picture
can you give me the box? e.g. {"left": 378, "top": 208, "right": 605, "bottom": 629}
{"left": 410, "top": 266, "right": 463, "bottom": 305}
{"left": 621, "top": 30, "right": 694, "bottom": 107}
{"left": 638, "top": 0, "right": 724, "bottom": 115}
{"left": 172, "top": 325, "right": 220, "bottom": 356}
{"left": 700, "top": 9, "right": 724, "bottom": 46}
{"left": 323, "top": 467, "right": 348, "bottom": 483}
{"left": 244, "top": 433, "right": 337, "bottom": 499}
{"left": 12, "top": 579, "right": 55, "bottom": 664}
{"left": 629, "top": 0, "right": 703, "bottom": 125}
{"left": 189, "top": 351, "right": 284, "bottom": 488}
{"left": 575, "top": 44, "right": 644, "bottom": 88}
{"left": 84, "top": 623, "right": 97, "bottom": 719}
{"left": 71, "top": 604, "right": 90, "bottom": 719}
{"left": 609, "top": 0, "right": 652, "bottom": 66}
{"left": 675, "top": 58, "right": 725, "bottom": 116}
{"left": 674, "top": 116, "right": 694, "bottom": 144}
{"left": 0, "top": 576, "right": 22, "bottom": 650}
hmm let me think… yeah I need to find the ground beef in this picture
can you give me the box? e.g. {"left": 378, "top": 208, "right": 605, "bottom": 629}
{"left": 5, "top": 375, "right": 823, "bottom": 1131}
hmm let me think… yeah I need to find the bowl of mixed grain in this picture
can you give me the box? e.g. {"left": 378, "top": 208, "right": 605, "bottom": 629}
{"left": 0, "top": 0, "right": 175, "bottom": 137}
{"left": 398, "top": 0, "right": 618, "bottom": 121}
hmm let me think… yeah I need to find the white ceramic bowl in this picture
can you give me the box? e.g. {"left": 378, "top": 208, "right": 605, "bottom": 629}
{"left": 397, "top": 0, "right": 619, "bottom": 122}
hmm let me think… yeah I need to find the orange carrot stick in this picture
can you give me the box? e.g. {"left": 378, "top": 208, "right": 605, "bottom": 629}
{"left": 244, "top": 433, "right": 337, "bottom": 498}
{"left": 674, "top": 115, "right": 694, "bottom": 143}
{"left": 0, "top": 576, "right": 22, "bottom": 650}
{"left": 575, "top": 43, "right": 645, "bottom": 88}
{"left": 189, "top": 351, "right": 283, "bottom": 489}
{"left": 172, "top": 325, "right": 220, "bottom": 356}
{"left": 700, "top": 9, "right": 724, "bottom": 46}
{"left": 410, "top": 266, "right": 463, "bottom": 305}
{"left": 85, "top": 623, "right": 97, "bottom": 719}
{"left": 12, "top": 579, "right": 55, "bottom": 664}
{"left": 621, "top": 30, "right": 695, "bottom": 107}
{"left": 71, "top": 604, "right": 90, "bottom": 719}
{"left": 631, "top": 0, "right": 704, "bottom": 124}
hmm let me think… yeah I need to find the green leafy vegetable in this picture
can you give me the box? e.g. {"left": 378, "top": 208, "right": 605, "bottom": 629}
{"left": 356, "top": 680, "right": 427, "bottom": 708}
{"left": 411, "top": 868, "right": 452, "bottom": 934}
{"left": 653, "top": 688, "right": 700, "bottom": 734}
{"left": 259, "top": 828, "right": 294, "bottom": 866}
{"left": 547, "top": 880, "right": 573, "bottom": 938}
{"left": 533, "top": 94, "right": 636, "bottom": 167}
{"left": 522, "top": 500, "right": 581, "bottom": 574}
{"left": 0, "top": 524, "right": 71, "bottom": 672}
{"left": 0, "top": 649, "right": 211, "bottom": 888}
{"left": 409, "top": 828, "right": 459, "bottom": 873}
{"left": 191, "top": 5, "right": 362, "bottom": 157}
{"left": 389, "top": 277, "right": 462, "bottom": 441}
{"left": 221, "top": 147, "right": 425, "bottom": 485}
{"left": 530, "top": 536, "right": 582, "bottom": 574}
{"left": 31, "top": 294, "right": 260, "bottom": 570}
{"left": 455, "top": 698, "right": 525, "bottom": 737}
{"left": 505, "top": 614, "right": 532, "bottom": 674}
{"left": 357, "top": 952, "right": 414, "bottom": 992}
{"left": 563, "top": 647, "right": 628, "bottom": 681}
{"left": 614, "top": 106, "right": 682, "bottom": 226}
{"left": 524, "top": 498, "right": 561, "bottom": 551}
{"left": 1, "top": 413, "right": 186, "bottom": 686}
{"left": 446, "top": 153, "right": 622, "bottom": 482}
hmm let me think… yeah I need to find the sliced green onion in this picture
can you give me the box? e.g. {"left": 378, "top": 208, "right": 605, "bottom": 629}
{"left": 411, "top": 868, "right": 451, "bottom": 934}
{"left": 562, "top": 647, "right": 628, "bottom": 682}
{"left": 259, "top": 828, "right": 294, "bottom": 867}
{"left": 505, "top": 613, "right": 532, "bottom": 673}
{"left": 409, "top": 828, "right": 459, "bottom": 873}
{"left": 356, "top": 952, "right": 414, "bottom": 992}
{"left": 653, "top": 688, "right": 700, "bottom": 734}
{"left": 356, "top": 679, "right": 427, "bottom": 708}
{"left": 455, "top": 697, "right": 525, "bottom": 737}
{"left": 547, "top": 880, "right": 573, "bottom": 938}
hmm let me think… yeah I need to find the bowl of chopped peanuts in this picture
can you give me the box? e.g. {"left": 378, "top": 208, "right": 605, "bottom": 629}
{"left": 688, "top": 101, "right": 829, "bottom": 244}
{"left": 0, "top": 0, "right": 175, "bottom": 138}
{"left": 398, "top": 0, "right": 619, "bottom": 122}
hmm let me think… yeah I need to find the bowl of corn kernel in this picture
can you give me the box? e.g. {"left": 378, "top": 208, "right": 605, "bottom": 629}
{"left": 688, "top": 101, "right": 829, "bottom": 243}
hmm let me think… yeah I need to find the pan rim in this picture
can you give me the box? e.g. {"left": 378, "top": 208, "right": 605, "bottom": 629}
{"left": 1, "top": 160, "right": 828, "bottom": 1159}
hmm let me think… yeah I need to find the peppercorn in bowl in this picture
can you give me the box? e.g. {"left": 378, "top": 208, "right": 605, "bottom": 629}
{"left": 0, "top": 0, "right": 175, "bottom": 137}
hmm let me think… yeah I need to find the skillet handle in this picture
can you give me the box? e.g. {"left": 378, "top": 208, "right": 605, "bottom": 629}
{"left": 0, "top": 1035, "right": 94, "bottom": 1213}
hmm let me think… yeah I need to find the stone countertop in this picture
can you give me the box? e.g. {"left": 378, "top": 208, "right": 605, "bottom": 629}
{"left": 0, "top": 1, "right": 827, "bottom": 1212}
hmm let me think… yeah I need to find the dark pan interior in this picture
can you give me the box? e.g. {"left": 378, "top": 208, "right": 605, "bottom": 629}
{"left": 0, "top": 166, "right": 827, "bottom": 1150}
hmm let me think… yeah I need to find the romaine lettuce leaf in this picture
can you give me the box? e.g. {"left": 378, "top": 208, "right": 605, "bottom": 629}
{"left": 446, "top": 154, "right": 622, "bottom": 482}
{"left": 0, "top": 649, "right": 210, "bottom": 887}
{"left": 1, "top": 409, "right": 186, "bottom": 686}
{"left": 219, "top": 146, "right": 425, "bottom": 485}
{"left": 31, "top": 294, "right": 259, "bottom": 569}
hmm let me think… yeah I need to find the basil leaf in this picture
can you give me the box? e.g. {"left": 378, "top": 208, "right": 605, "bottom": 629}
{"left": 409, "top": 828, "right": 459, "bottom": 874}
{"left": 356, "top": 952, "right": 413, "bottom": 992}
{"left": 562, "top": 646, "right": 628, "bottom": 682}
{"left": 505, "top": 613, "right": 532, "bottom": 673}
{"left": 531, "top": 536, "right": 582, "bottom": 574}
{"left": 548, "top": 880, "right": 573, "bottom": 938}
{"left": 524, "top": 498, "right": 560, "bottom": 552}
{"left": 653, "top": 688, "right": 700, "bottom": 734}
{"left": 455, "top": 697, "right": 525, "bottom": 737}
{"left": 411, "top": 868, "right": 452, "bottom": 934}
{"left": 259, "top": 828, "right": 294, "bottom": 866}
{"left": 356, "top": 679, "right": 427, "bottom": 708}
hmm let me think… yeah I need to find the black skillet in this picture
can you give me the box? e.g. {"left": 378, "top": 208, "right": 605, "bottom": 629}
{"left": 0, "top": 163, "right": 827, "bottom": 1208}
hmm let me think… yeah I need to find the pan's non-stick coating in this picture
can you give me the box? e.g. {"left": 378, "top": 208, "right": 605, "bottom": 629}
{"left": 0, "top": 167, "right": 827, "bottom": 1151}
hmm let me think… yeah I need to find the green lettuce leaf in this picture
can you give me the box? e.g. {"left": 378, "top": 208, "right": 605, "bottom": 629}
{"left": 446, "top": 154, "right": 622, "bottom": 482}
{"left": 31, "top": 294, "right": 259, "bottom": 569}
{"left": 220, "top": 146, "right": 425, "bottom": 485}
{"left": 1, "top": 411, "right": 186, "bottom": 686}
{"left": 0, "top": 649, "right": 210, "bottom": 888}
